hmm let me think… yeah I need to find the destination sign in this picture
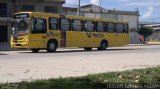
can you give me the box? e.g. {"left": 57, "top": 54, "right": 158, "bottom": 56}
{"left": 13, "top": 13, "right": 30, "bottom": 19}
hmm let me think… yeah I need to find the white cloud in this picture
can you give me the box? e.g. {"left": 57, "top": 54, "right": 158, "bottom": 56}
{"left": 125, "top": 1, "right": 160, "bottom": 6}
{"left": 64, "top": 0, "right": 78, "bottom": 6}
{"left": 141, "top": 6, "right": 154, "bottom": 19}
{"left": 90, "top": 0, "right": 100, "bottom": 6}
{"left": 64, "top": 0, "right": 90, "bottom": 7}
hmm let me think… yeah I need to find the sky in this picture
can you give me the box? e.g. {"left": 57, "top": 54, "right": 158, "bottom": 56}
{"left": 64, "top": 0, "right": 160, "bottom": 22}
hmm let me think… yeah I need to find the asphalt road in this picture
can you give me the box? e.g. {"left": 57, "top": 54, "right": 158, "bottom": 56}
{"left": 0, "top": 45, "right": 160, "bottom": 82}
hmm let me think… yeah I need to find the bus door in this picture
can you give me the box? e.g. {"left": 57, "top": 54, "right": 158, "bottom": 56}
{"left": 30, "top": 17, "right": 47, "bottom": 48}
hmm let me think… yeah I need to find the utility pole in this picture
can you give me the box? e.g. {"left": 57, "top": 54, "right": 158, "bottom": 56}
{"left": 77, "top": 0, "right": 80, "bottom": 16}
{"left": 100, "top": 0, "right": 102, "bottom": 7}
{"left": 99, "top": 0, "right": 102, "bottom": 18}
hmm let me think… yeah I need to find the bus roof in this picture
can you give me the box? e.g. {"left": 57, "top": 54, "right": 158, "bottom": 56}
{"left": 14, "top": 12, "right": 128, "bottom": 23}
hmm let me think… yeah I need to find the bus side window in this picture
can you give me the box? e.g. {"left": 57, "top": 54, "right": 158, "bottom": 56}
{"left": 104, "top": 23, "right": 108, "bottom": 32}
{"left": 96, "top": 22, "right": 104, "bottom": 32}
{"left": 116, "top": 23, "right": 124, "bottom": 33}
{"left": 124, "top": 24, "right": 129, "bottom": 33}
{"left": 107, "top": 23, "right": 115, "bottom": 33}
{"left": 49, "top": 17, "right": 58, "bottom": 30}
{"left": 72, "top": 19, "right": 83, "bottom": 31}
{"left": 60, "top": 18, "right": 71, "bottom": 31}
{"left": 32, "top": 18, "right": 47, "bottom": 33}
{"left": 84, "top": 20, "right": 95, "bottom": 32}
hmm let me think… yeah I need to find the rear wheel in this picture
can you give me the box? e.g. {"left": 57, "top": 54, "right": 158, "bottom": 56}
{"left": 47, "top": 40, "right": 57, "bottom": 52}
{"left": 98, "top": 40, "right": 108, "bottom": 50}
{"left": 84, "top": 48, "right": 92, "bottom": 51}
{"left": 31, "top": 49, "right": 40, "bottom": 53}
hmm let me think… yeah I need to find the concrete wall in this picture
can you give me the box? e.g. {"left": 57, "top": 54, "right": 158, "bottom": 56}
{"left": 118, "top": 15, "right": 139, "bottom": 44}
{"left": 118, "top": 15, "right": 138, "bottom": 29}
{"left": 0, "top": 21, "right": 11, "bottom": 51}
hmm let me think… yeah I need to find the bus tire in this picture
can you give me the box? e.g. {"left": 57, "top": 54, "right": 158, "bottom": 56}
{"left": 47, "top": 40, "right": 58, "bottom": 52}
{"left": 84, "top": 48, "right": 92, "bottom": 51}
{"left": 98, "top": 40, "right": 108, "bottom": 50}
{"left": 31, "top": 49, "right": 40, "bottom": 53}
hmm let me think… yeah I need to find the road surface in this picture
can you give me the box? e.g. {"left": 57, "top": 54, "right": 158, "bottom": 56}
{"left": 0, "top": 45, "right": 160, "bottom": 82}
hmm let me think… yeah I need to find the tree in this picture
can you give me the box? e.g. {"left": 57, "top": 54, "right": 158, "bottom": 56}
{"left": 138, "top": 27, "right": 153, "bottom": 44}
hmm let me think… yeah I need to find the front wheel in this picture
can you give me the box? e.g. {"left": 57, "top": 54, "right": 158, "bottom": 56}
{"left": 47, "top": 40, "right": 58, "bottom": 52}
{"left": 31, "top": 49, "right": 40, "bottom": 53}
{"left": 98, "top": 41, "right": 108, "bottom": 50}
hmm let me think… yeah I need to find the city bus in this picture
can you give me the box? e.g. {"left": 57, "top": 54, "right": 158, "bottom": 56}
{"left": 11, "top": 12, "right": 129, "bottom": 52}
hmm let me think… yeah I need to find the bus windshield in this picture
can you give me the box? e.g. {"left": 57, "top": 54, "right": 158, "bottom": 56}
{"left": 12, "top": 19, "right": 29, "bottom": 36}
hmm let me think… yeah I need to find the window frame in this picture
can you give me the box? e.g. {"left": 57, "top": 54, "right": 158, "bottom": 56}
{"left": 49, "top": 17, "right": 58, "bottom": 30}
{"left": 44, "top": 6, "right": 58, "bottom": 13}
{"left": 84, "top": 20, "right": 95, "bottom": 32}
{"left": 59, "top": 18, "right": 71, "bottom": 31}
{"left": 22, "top": 5, "right": 35, "bottom": 11}
{"left": 31, "top": 18, "right": 47, "bottom": 34}
{"left": 72, "top": 19, "right": 83, "bottom": 32}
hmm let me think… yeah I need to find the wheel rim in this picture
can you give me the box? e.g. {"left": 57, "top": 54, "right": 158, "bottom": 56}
{"left": 102, "top": 42, "right": 107, "bottom": 49}
{"left": 49, "top": 42, "right": 55, "bottom": 50}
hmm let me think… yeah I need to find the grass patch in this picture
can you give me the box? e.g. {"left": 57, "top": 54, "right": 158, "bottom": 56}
{"left": 0, "top": 67, "right": 160, "bottom": 89}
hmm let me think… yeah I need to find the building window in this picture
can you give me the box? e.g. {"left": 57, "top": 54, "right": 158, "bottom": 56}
{"left": 72, "top": 19, "right": 83, "bottom": 31}
{"left": 0, "top": 26, "right": 8, "bottom": 42}
{"left": 45, "top": 6, "right": 58, "bottom": 13}
{"left": 22, "top": 5, "right": 35, "bottom": 11}
{"left": 84, "top": 21, "right": 95, "bottom": 32}
{"left": 0, "top": 3, "right": 7, "bottom": 17}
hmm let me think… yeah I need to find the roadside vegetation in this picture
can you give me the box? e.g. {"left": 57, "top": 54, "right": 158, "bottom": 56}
{"left": 138, "top": 27, "right": 153, "bottom": 44}
{"left": 0, "top": 66, "right": 160, "bottom": 89}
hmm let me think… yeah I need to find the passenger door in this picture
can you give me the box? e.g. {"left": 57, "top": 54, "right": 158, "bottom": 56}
{"left": 30, "top": 18, "right": 47, "bottom": 48}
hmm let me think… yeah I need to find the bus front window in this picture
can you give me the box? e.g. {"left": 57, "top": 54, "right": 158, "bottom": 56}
{"left": 12, "top": 19, "right": 29, "bottom": 36}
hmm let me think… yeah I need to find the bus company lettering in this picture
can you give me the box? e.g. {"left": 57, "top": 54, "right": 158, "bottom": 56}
{"left": 86, "top": 32, "right": 104, "bottom": 38}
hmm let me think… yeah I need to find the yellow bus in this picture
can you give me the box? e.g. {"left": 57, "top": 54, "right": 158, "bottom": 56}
{"left": 11, "top": 12, "right": 129, "bottom": 52}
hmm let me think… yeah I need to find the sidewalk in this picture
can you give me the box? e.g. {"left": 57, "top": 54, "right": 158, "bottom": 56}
{"left": 128, "top": 44, "right": 149, "bottom": 46}
{"left": 147, "top": 42, "right": 160, "bottom": 45}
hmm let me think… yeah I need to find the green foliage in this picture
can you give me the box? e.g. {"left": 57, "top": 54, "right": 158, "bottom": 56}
{"left": 0, "top": 67, "right": 160, "bottom": 89}
{"left": 138, "top": 27, "right": 153, "bottom": 37}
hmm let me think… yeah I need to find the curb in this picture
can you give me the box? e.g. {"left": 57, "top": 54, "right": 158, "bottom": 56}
{"left": 129, "top": 44, "right": 150, "bottom": 46}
